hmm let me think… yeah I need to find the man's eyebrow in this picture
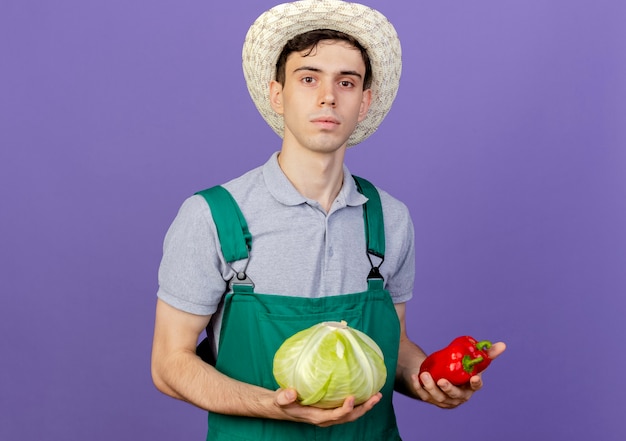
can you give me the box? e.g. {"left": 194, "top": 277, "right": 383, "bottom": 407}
{"left": 293, "top": 66, "right": 363, "bottom": 78}
{"left": 339, "top": 70, "right": 363, "bottom": 79}
{"left": 293, "top": 66, "right": 321, "bottom": 73}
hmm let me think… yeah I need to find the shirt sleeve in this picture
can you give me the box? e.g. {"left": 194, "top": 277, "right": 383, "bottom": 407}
{"left": 380, "top": 192, "right": 416, "bottom": 304}
{"left": 157, "top": 195, "right": 228, "bottom": 316}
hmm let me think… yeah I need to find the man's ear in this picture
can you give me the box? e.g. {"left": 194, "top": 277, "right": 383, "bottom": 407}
{"left": 357, "top": 88, "right": 372, "bottom": 122}
{"left": 269, "top": 80, "right": 284, "bottom": 115}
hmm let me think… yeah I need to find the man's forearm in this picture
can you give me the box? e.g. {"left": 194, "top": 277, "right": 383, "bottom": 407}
{"left": 394, "top": 336, "right": 428, "bottom": 399}
{"left": 152, "top": 348, "right": 280, "bottom": 419}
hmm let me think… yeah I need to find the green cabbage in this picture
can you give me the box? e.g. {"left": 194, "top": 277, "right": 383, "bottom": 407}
{"left": 272, "top": 320, "right": 387, "bottom": 408}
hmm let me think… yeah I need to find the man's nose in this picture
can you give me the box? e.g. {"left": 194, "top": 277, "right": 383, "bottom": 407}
{"left": 319, "top": 83, "right": 336, "bottom": 107}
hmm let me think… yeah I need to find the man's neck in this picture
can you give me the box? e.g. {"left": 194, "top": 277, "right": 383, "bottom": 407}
{"left": 277, "top": 147, "right": 346, "bottom": 213}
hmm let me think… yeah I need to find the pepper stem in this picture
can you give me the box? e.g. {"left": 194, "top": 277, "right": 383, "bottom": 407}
{"left": 476, "top": 340, "right": 492, "bottom": 351}
{"left": 462, "top": 355, "right": 484, "bottom": 374}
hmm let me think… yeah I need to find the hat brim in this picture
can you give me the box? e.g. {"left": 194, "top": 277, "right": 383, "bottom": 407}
{"left": 242, "top": 0, "right": 402, "bottom": 147}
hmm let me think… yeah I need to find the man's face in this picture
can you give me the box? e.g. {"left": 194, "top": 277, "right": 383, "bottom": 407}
{"left": 270, "top": 40, "right": 372, "bottom": 154}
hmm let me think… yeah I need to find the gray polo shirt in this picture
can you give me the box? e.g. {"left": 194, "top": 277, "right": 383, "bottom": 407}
{"left": 157, "top": 153, "right": 415, "bottom": 347}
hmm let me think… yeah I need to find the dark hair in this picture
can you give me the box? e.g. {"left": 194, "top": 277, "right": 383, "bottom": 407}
{"left": 275, "top": 29, "right": 372, "bottom": 90}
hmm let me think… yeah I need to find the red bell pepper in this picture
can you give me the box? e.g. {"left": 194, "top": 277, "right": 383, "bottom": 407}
{"left": 419, "top": 336, "right": 493, "bottom": 386}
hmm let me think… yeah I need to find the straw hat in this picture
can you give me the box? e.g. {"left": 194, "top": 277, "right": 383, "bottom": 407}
{"left": 242, "top": 0, "right": 402, "bottom": 147}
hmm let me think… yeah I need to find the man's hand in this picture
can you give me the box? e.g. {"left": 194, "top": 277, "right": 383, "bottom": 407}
{"left": 411, "top": 341, "right": 507, "bottom": 409}
{"left": 273, "top": 389, "right": 382, "bottom": 427}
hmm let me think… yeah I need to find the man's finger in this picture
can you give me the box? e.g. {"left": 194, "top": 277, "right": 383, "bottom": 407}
{"left": 488, "top": 342, "right": 507, "bottom": 359}
{"left": 275, "top": 388, "right": 298, "bottom": 406}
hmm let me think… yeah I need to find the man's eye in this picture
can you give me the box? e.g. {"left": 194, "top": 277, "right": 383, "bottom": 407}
{"left": 302, "top": 77, "right": 315, "bottom": 83}
{"left": 340, "top": 80, "right": 354, "bottom": 87}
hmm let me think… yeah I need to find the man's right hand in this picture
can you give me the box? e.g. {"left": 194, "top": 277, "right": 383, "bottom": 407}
{"left": 273, "top": 388, "right": 382, "bottom": 427}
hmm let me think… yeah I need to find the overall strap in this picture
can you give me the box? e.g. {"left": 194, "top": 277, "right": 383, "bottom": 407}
{"left": 194, "top": 186, "right": 253, "bottom": 365}
{"left": 352, "top": 176, "right": 386, "bottom": 286}
{"left": 195, "top": 186, "right": 255, "bottom": 293}
{"left": 195, "top": 186, "right": 251, "bottom": 263}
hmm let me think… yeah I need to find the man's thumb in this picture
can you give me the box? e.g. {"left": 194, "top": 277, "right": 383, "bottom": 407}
{"left": 276, "top": 388, "right": 297, "bottom": 406}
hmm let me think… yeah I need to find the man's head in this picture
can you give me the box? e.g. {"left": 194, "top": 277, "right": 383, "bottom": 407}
{"left": 269, "top": 33, "right": 373, "bottom": 154}
{"left": 275, "top": 29, "right": 372, "bottom": 91}
{"left": 242, "top": 0, "right": 401, "bottom": 147}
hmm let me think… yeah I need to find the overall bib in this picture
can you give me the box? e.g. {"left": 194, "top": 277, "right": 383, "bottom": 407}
{"left": 196, "top": 177, "right": 402, "bottom": 441}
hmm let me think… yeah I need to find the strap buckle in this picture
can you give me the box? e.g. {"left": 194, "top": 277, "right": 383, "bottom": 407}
{"left": 366, "top": 252, "right": 384, "bottom": 281}
{"left": 229, "top": 271, "right": 255, "bottom": 290}
{"left": 228, "top": 259, "right": 255, "bottom": 290}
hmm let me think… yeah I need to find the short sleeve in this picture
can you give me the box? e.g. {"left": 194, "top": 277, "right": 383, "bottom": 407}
{"left": 380, "top": 192, "right": 415, "bottom": 304}
{"left": 157, "top": 195, "right": 228, "bottom": 315}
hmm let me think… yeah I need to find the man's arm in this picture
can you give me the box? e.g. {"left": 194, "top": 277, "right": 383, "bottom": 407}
{"left": 151, "top": 299, "right": 278, "bottom": 414}
{"left": 394, "top": 302, "right": 506, "bottom": 409}
{"left": 394, "top": 302, "right": 428, "bottom": 396}
{"left": 151, "top": 299, "right": 382, "bottom": 426}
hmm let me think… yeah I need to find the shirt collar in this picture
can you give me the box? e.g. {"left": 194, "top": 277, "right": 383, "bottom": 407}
{"left": 262, "top": 152, "right": 368, "bottom": 208}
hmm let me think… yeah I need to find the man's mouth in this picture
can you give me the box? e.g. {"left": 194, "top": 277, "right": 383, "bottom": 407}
{"left": 311, "top": 115, "right": 340, "bottom": 128}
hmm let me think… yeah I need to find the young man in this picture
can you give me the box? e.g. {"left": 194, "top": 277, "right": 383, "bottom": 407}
{"left": 151, "top": 1, "right": 505, "bottom": 439}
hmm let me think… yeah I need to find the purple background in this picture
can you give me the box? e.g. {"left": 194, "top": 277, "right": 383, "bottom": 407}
{"left": 2, "top": 0, "right": 625, "bottom": 440}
